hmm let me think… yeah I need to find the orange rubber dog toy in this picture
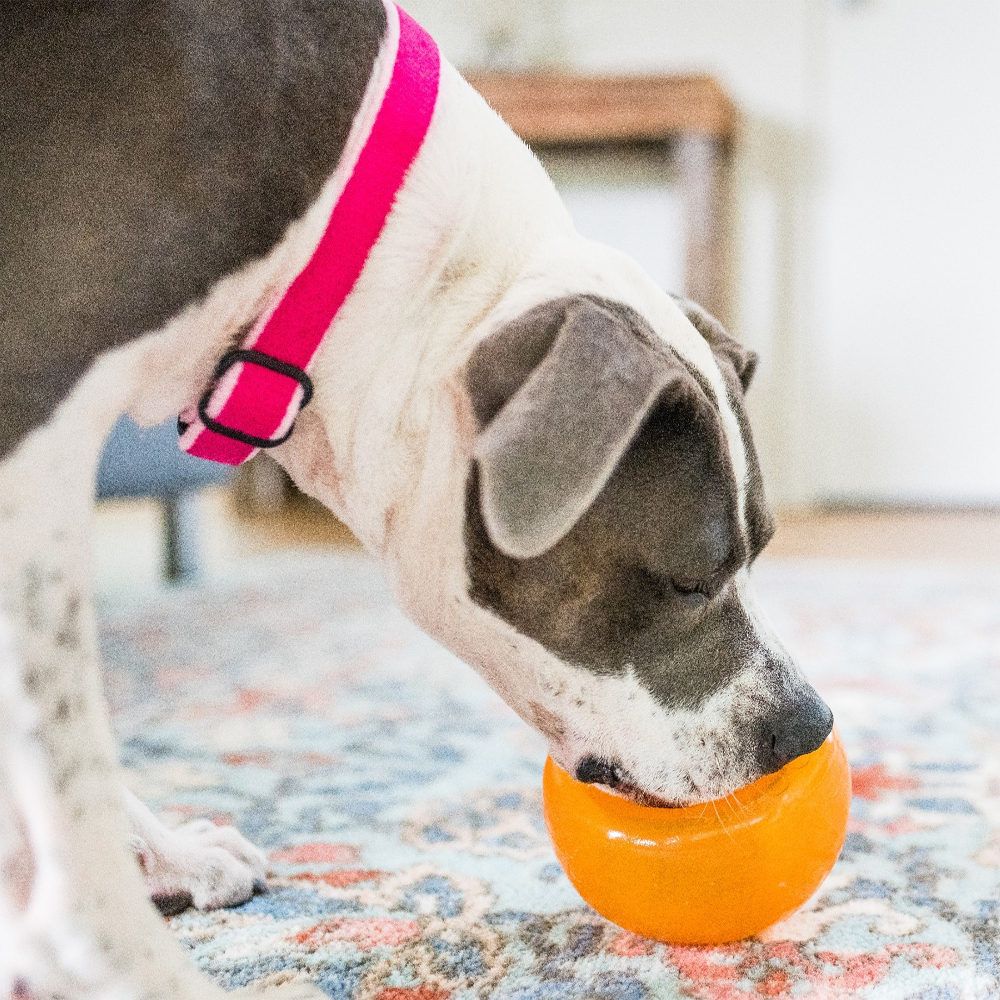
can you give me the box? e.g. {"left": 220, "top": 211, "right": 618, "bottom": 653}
{"left": 542, "top": 732, "right": 850, "bottom": 944}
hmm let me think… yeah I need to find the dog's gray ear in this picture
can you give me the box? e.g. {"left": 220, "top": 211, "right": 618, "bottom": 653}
{"left": 671, "top": 295, "right": 758, "bottom": 391}
{"left": 464, "top": 295, "right": 688, "bottom": 560}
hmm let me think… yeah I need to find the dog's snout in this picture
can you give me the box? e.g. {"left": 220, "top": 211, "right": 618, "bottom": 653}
{"left": 574, "top": 755, "right": 623, "bottom": 787}
{"left": 760, "top": 698, "right": 834, "bottom": 772}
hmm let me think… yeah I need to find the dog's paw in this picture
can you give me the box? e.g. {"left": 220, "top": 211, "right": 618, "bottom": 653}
{"left": 137, "top": 818, "right": 268, "bottom": 914}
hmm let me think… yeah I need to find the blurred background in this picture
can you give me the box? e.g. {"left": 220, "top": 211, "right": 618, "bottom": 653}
{"left": 95, "top": 0, "right": 1000, "bottom": 591}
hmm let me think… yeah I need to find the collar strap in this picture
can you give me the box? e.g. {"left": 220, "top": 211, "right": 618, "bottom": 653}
{"left": 178, "top": 1, "right": 440, "bottom": 465}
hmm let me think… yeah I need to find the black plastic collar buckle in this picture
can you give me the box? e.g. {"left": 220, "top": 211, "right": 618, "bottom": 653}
{"left": 196, "top": 348, "right": 314, "bottom": 449}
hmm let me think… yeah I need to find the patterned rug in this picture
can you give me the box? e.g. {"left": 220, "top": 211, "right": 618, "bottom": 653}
{"left": 98, "top": 553, "right": 1000, "bottom": 999}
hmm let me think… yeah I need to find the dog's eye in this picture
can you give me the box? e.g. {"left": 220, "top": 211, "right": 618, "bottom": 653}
{"left": 639, "top": 569, "right": 712, "bottom": 607}
{"left": 671, "top": 578, "right": 711, "bottom": 601}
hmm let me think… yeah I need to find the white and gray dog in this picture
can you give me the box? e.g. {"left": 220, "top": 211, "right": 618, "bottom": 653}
{"left": 1, "top": 1, "right": 832, "bottom": 996}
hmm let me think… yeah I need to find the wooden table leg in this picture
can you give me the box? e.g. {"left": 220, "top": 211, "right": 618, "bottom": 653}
{"left": 675, "top": 132, "right": 732, "bottom": 323}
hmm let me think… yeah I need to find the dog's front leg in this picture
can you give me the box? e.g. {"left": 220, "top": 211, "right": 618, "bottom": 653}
{"left": 0, "top": 354, "right": 321, "bottom": 999}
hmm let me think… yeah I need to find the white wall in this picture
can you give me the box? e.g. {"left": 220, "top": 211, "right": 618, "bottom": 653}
{"left": 407, "top": 0, "right": 1000, "bottom": 508}
{"left": 816, "top": 0, "right": 1000, "bottom": 504}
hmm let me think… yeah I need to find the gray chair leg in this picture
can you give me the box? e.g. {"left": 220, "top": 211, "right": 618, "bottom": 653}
{"left": 163, "top": 495, "right": 201, "bottom": 582}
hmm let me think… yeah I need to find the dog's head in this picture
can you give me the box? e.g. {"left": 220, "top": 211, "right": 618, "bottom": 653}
{"left": 460, "top": 291, "right": 831, "bottom": 805}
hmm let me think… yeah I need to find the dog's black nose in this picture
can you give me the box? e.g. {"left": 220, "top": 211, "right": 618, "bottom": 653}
{"left": 575, "top": 755, "right": 622, "bottom": 787}
{"left": 761, "top": 698, "right": 834, "bottom": 772}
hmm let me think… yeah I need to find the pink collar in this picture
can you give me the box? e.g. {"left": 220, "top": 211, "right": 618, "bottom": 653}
{"left": 179, "top": 2, "right": 440, "bottom": 465}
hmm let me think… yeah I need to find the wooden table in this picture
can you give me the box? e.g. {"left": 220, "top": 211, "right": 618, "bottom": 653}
{"left": 466, "top": 73, "right": 737, "bottom": 320}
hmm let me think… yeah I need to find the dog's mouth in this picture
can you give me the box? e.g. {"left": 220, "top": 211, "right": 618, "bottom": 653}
{"left": 570, "top": 754, "right": 686, "bottom": 808}
{"left": 604, "top": 781, "right": 686, "bottom": 809}
{"left": 600, "top": 776, "right": 685, "bottom": 809}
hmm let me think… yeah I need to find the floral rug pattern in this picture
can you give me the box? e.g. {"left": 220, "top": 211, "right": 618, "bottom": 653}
{"left": 99, "top": 554, "right": 1000, "bottom": 999}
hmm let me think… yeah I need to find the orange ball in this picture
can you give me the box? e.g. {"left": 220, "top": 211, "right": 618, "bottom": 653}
{"left": 542, "top": 731, "right": 850, "bottom": 944}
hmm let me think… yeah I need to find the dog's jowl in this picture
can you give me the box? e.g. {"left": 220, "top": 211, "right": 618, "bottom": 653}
{"left": 1, "top": 0, "right": 830, "bottom": 994}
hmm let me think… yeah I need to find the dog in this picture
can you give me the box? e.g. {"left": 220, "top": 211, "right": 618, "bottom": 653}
{"left": 0, "top": 0, "right": 833, "bottom": 995}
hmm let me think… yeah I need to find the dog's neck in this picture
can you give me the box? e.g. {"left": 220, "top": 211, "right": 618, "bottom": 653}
{"left": 270, "top": 62, "right": 575, "bottom": 554}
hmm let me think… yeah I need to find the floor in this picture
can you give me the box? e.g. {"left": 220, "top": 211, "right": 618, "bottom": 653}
{"left": 90, "top": 484, "right": 1000, "bottom": 995}
{"left": 767, "top": 507, "right": 1000, "bottom": 564}
{"left": 102, "top": 536, "right": 1000, "bottom": 997}
{"left": 92, "top": 486, "right": 1000, "bottom": 594}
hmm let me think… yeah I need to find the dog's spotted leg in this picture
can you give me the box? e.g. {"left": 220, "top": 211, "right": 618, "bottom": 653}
{"left": 0, "top": 351, "right": 322, "bottom": 998}
{"left": 125, "top": 790, "right": 267, "bottom": 914}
